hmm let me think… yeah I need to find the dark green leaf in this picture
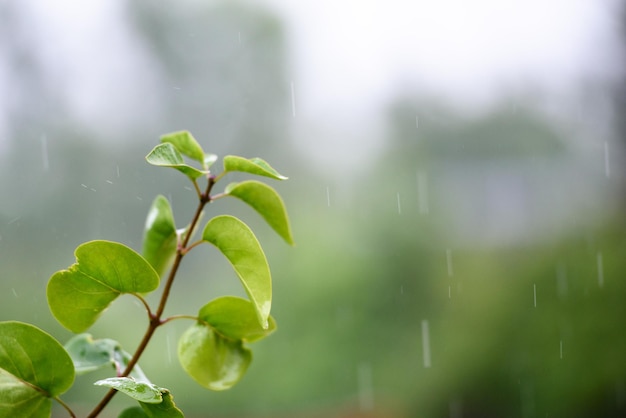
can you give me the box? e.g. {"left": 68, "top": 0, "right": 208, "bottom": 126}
{"left": 119, "top": 407, "right": 148, "bottom": 418}
{"left": 160, "top": 130, "right": 205, "bottom": 165}
{"left": 199, "top": 296, "right": 276, "bottom": 343}
{"left": 146, "top": 143, "right": 207, "bottom": 180}
{"left": 202, "top": 216, "right": 272, "bottom": 328}
{"left": 0, "top": 321, "right": 75, "bottom": 417}
{"left": 223, "top": 155, "right": 287, "bottom": 180}
{"left": 178, "top": 324, "right": 251, "bottom": 391}
{"left": 225, "top": 180, "right": 294, "bottom": 245}
{"left": 142, "top": 195, "right": 178, "bottom": 277}
{"left": 47, "top": 240, "right": 160, "bottom": 333}
{"left": 94, "top": 377, "right": 162, "bottom": 404}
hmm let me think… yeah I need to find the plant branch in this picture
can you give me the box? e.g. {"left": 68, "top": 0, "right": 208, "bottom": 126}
{"left": 87, "top": 177, "right": 216, "bottom": 418}
{"left": 54, "top": 396, "right": 76, "bottom": 418}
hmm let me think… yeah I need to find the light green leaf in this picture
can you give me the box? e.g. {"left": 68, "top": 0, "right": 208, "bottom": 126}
{"left": 47, "top": 240, "right": 160, "bottom": 333}
{"left": 204, "top": 153, "right": 218, "bottom": 170}
{"left": 95, "top": 377, "right": 162, "bottom": 404}
{"left": 225, "top": 180, "right": 294, "bottom": 245}
{"left": 160, "top": 130, "right": 205, "bottom": 165}
{"left": 202, "top": 216, "right": 272, "bottom": 328}
{"left": 223, "top": 155, "right": 287, "bottom": 180}
{"left": 146, "top": 143, "right": 207, "bottom": 180}
{"left": 0, "top": 321, "right": 75, "bottom": 418}
{"left": 178, "top": 324, "right": 251, "bottom": 391}
{"left": 140, "top": 390, "right": 184, "bottom": 418}
{"left": 199, "top": 296, "right": 276, "bottom": 343}
{"left": 64, "top": 334, "right": 149, "bottom": 382}
{"left": 143, "top": 195, "right": 178, "bottom": 277}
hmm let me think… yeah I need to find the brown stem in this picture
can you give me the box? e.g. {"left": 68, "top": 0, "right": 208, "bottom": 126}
{"left": 87, "top": 178, "right": 215, "bottom": 418}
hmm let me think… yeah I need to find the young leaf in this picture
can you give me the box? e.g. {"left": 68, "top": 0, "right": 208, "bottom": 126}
{"left": 47, "top": 240, "right": 160, "bottom": 333}
{"left": 94, "top": 377, "right": 162, "bottom": 404}
{"left": 178, "top": 324, "right": 251, "bottom": 391}
{"left": 0, "top": 321, "right": 75, "bottom": 417}
{"left": 225, "top": 180, "right": 294, "bottom": 245}
{"left": 202, "top": 215, "right": 272, "bottom": 329}
{"left": 199, "top": 296, "right": 276, "bottom": 343}
{"left": 160, "top": 130, "right": 205, "bottom": 165}
{"left": 146, "top": 143, "right": 207, "bottom": 180}
{"left": 64, "top": 334, "right": 149, "bottom": 382}
{"left": 143, "top": 195, "right": 178, "bottom": 277}
{"left": 223, "top": 155, "right": 288, "bottom": 180}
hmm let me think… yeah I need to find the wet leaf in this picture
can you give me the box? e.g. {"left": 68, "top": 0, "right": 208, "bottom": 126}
{"left": 64, "top": 334, "right": 149, "bottom": 381}
{"left": 178, "top": 324, "right": 251, "bottom": 391}
{"left": 143, "top": 195, "right": 178, "bottom": 277}
{"left": 94, "top": 377, "right": 162, "bottom": 404}
{"left": 160, "top": 130, "right": 205, "bottom": 165}
{"left": 202, "top": 216, "right": 272, "bottom": 328}
{"left": 223, "top": 155, "right": 287, "bottom": 180}
{"left": 0, "top": 321, "right": 75, "bottom": 418}
{"left": 225, "top": 180, "right": 294, "bottom": 245}
{"left": 146, "top": 143, "right": 207, "bottom": 180}
{"left": 199, "top": 296, "right": 276, "bottom": 343}
{"left": 47, "top": 240, "right": 160, "bottom": 333}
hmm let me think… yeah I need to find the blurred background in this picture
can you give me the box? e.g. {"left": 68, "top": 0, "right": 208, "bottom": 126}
{"left": 1, "top": 1, "right": 625, "bottom": 417}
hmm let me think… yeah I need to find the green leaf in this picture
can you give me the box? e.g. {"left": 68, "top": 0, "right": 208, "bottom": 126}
{"left": 143, "top": 195, "right": 178, "bottom": 277}
{"left": 47, "top": 240, "right": 160, "bottom": 333}
{"left": 202, "top": 215, "right": 272, "bottom": 329}
{"left": 64, "top": 334, "right": 149, "bottom": 382}
{"left": 178, "top": 324, "right": 251, "bottom": 391}
{"left": 0, "top": 321, "right": 75, "bottom": 418}
{"left": 225, "top": 180, "right": 294, "bottom": 245}
{"left": 146, "top": 143, "right": 207, "bottom": 180}
{"left": 204, "top": 153, "right": 218, "bottom": 170}
{"left": 140, "top": 390, "right": 184, "bottom": 418}
{"left": 95, "top": 377, "right": 162, "bottom": 404}
{"left": 119, "top": 407, "right": 148, "bottom": 418}
{"left": 160, "top": 130, "right": 205, "bottom": 165}
{"left": 223, "top": 155, "right": 287, "bottom": 180}
{"left": 199, "top": 296, "right": 276, "bottom": 343}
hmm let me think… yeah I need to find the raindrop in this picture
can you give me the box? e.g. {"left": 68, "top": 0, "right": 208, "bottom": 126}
{"left": 604, "top": 141, "right": 610, "bottom": 178}
{"left": 446, "top": 249, "right": 453, "bottom": 277}
{"left": 11, "top": 288, "right": 18, "bottom": 298}
{"left": 8, "top": 216, "right": 21, "bottom": 225}
{"left": 533, "top": 284, "right": 537, "bottom": 307}
{"left": 396, "top": 192, "right": 402, "bottom": 214}
{"left": 415, "top": 114, "right": 419, "bottom": 129}
{"left": 106, "top": 180, "right": 113, "bottom": 185}
{"left": 449, "top": 398, "right": 462, "bottom": 418}
{"left": 41, "top": 134, "right": 49, "bottom": 171}
{"left": 597, "top": 252, "right": 604, "bottom": 288}
{"left": 326, "top": 186, "right": 331, "bottom": 207}
{"left": 559, "top": 340, "right": 563, "bottom": 359}
{"left": 357, "top": 363, "right": 373, "bottom": 411}
{"left": 417, "top": 171, "right": 429, "bottom": 215}
{"left": 448, "top": 285, "right": 451, "bottom": 299}
{"left": 116, "top": 165, "right": 120, "bottom": 178}
{"left": 421, "top": 319, "right": 431, "bottom": 368}
{"left": 290, "top": 81, "right": 296, "bottom": 118}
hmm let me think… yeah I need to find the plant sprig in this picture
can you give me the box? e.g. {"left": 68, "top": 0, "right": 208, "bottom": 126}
{"left": 0, "top": 130, "right": 293, "bottom": 418}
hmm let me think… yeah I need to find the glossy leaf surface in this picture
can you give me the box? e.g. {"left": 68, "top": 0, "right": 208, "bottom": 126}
{"left": 225, "top": 180, "right": 294, "bottom": 245}
{"left": 146, "top": 143, "right": 206, "bottom": 180}
{"left": 142, "top": 195, "right": 178, "bottom": 277}
{"left": 0, "top": 322, "right": 74, "bottom": 417}
{"left": 202, "top": 215, "right": 272, "bottom": 328}
{"left": 64, "top": 334, "right": 149, "bottom": 381}
{"left": 199, "top": 296, "right": 276, "bottom": 342}
{"left": 223, "top": 155, "right": 287, "bottom": 180}
{"left": 178, "top": 324, "right": 251, "bottom": 391}
{"left": 95, "top": 377, "right": 162, "bottom": 404}
{"left": 160, "top": 130, "right": 204, "bottom": 165}
{"left": 47, "top": 240, "right": 160, "bottom": 333}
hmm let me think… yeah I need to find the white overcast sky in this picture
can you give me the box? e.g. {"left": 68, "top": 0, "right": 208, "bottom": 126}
{"left": 1, "top": 0, "right": 623, "bottom": 150}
